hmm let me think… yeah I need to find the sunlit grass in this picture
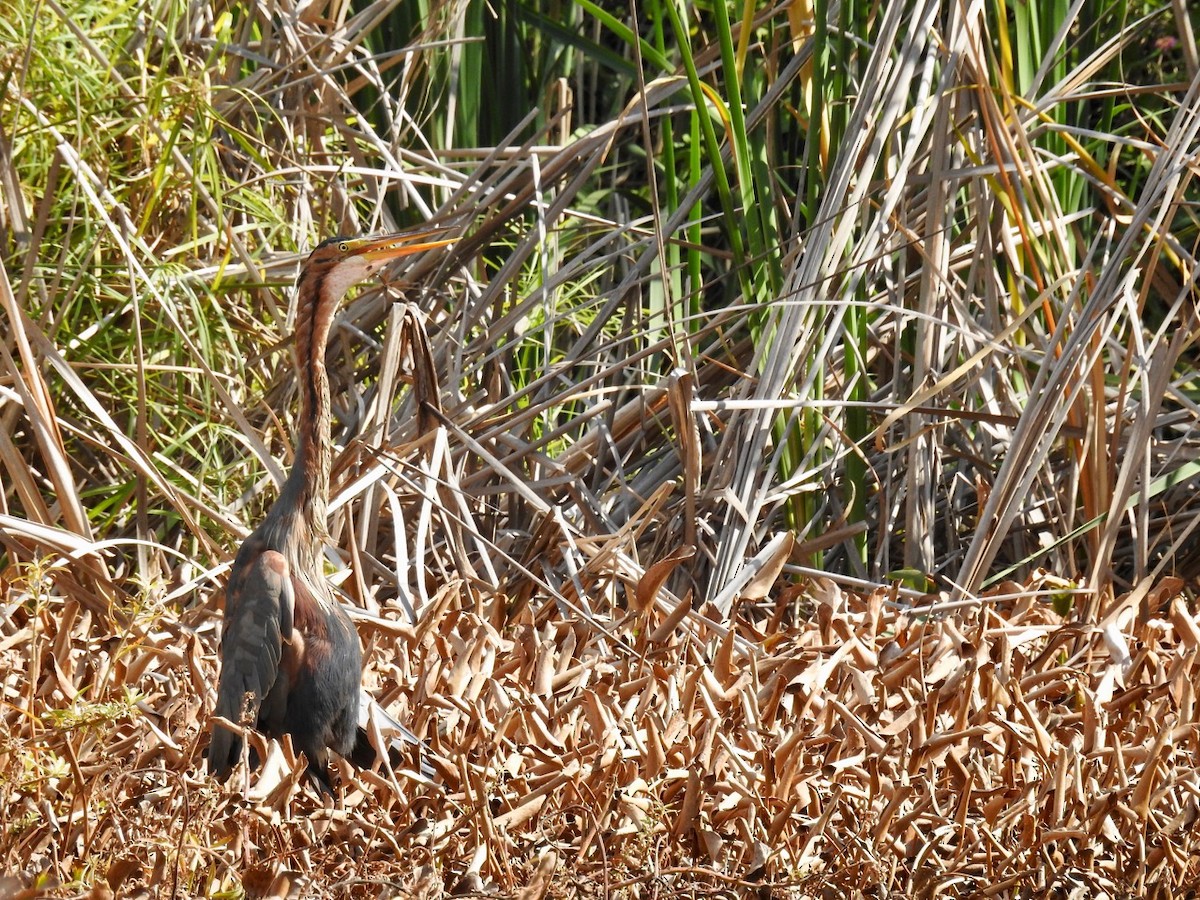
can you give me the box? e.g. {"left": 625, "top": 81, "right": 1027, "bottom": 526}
{"left": 4, "top": 0, "right": 1200, "bottom": 894}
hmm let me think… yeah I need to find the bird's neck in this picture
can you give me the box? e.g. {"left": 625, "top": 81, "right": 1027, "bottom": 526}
{"left": 265, "top": 269, "right": 337, "bottom": 569}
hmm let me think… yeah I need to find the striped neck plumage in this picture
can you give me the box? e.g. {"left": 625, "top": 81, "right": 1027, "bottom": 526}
{"left": 264, "top": 264, "right": 337, "bottom": 571}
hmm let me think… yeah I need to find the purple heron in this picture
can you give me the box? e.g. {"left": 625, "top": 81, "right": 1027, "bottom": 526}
{"left": 208, "top": 228, "right": 455, "bottom": 792}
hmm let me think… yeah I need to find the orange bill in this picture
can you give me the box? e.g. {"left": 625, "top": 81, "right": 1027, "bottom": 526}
{"left": 342, "top": 227, "right": 459, "bottom": 261}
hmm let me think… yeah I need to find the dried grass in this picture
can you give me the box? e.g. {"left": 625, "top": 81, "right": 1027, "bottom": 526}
{"left": 6, "top": 1, "right": 1200, "bottom": 897}
{"left": 4, "top": 553, "right": 1200, "bottom": 896}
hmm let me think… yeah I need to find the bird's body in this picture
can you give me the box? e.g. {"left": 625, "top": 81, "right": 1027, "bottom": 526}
{"left": 209, "top": 230, "right": 454, "bottom": 791}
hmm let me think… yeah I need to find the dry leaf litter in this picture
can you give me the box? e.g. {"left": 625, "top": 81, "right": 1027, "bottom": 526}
{"left": 4, "top": 552, "right": 1200, "bottom": 897}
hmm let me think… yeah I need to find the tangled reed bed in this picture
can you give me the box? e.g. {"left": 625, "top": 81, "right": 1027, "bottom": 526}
{"left": 3, "top": 561, "right": 1199, "bottom": 897}
{"left": 6, "top": 1, "right": 1200, "bottom": 896}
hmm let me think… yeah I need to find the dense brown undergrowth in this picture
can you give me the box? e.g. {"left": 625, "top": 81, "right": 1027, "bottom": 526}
{"left": 4, "top": 562, "right": 1200, "bottom": 897}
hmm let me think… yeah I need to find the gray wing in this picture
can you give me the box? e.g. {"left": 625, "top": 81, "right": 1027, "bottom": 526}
{"left": 208, "top": 545, "right": 295, "bottom": 779}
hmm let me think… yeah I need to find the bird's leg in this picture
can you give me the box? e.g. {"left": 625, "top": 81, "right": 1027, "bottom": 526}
{"left": 303, "top": 750, "right": 337, "bottom": 796}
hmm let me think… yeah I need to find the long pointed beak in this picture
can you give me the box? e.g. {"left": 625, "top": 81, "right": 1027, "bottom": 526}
{"left": 345, "top": 227, "right": 458, "bottom": 262}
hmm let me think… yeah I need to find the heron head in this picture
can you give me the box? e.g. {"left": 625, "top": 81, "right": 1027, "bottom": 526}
{"left": 303, "top": 227, "right": 458, "bottom": 300}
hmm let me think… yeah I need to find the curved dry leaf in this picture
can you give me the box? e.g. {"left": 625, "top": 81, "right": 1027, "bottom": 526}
{"left": 632, "top": 544, "right": 695, "bottom": 614}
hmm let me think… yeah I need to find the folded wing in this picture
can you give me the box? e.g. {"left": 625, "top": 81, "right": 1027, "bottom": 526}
{"left": 209, "top": 546, "right": 294, "bottom": 779}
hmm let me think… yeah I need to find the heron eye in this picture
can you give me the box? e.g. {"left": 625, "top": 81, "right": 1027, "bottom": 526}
{"left": 338, "top": 241, "right": 349, "bottom": 253}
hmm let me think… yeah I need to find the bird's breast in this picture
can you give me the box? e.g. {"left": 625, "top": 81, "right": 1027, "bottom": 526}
{"left": 280, "top": 628, "right": 307, "bottom": 687}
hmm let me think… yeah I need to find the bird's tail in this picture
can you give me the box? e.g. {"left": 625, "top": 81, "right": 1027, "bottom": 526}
{"left": 352, "top": 694, "right": 436, "bottom": 781}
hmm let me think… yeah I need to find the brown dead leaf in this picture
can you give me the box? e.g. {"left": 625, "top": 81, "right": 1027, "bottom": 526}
{"left": 633, "top": 544, "right": 695, "bottom": 614}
